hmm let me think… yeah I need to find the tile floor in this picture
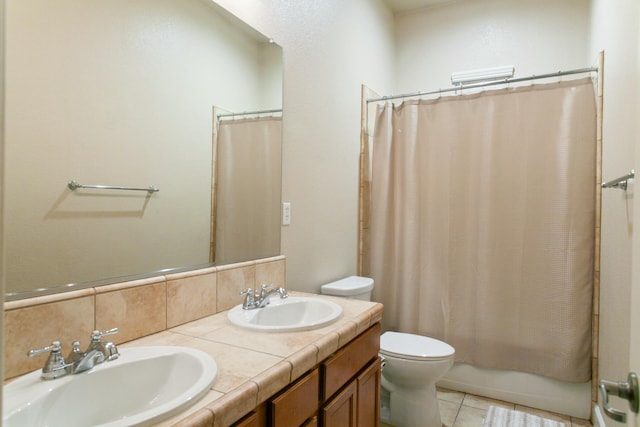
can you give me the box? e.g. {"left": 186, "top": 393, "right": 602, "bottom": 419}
{"left": 380, "top": 387, "right": 593, "bottom": 427}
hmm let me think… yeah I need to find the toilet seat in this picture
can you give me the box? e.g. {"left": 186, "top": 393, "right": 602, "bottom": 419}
{"left": 380, "top": 332, "right": 455, "bottom": 362}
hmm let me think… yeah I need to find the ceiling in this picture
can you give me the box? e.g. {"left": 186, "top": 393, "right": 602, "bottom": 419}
{"left": 384, "top": 0, "right": 456, "bottom": 13}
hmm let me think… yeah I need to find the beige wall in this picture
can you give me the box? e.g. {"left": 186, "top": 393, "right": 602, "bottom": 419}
{"left": 394, "top": 0, "right": 591, "bottom": 91}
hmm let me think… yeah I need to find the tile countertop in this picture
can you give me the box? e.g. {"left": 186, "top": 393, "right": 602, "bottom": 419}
{"left": 121, "top": 291, "right": 384, "bottom": 427}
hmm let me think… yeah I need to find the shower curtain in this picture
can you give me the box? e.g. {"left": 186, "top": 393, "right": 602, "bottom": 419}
{"left": 369, "top": 79, "right": 596, "bottom": 382}
{"left": 214, "top": 116, "right": 282, "bottom": 265}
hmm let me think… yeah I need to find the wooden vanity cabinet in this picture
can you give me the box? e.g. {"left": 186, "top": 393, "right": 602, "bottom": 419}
{"left": 354, "top": 358, "right": 382, "bottom": 427}
{"left": 320, "top": 323, "right": 381, "bottom": 427}
{"left": 237, "top": 323, "right": 381, "bottom": 427}
{"left": 321, "top": 356, "right": 382, "bottom": 427}
{"left": 270, "top": 368, "right": 321, "bottom": 427}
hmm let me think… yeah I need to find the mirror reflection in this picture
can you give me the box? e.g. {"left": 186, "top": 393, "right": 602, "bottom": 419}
{"left": 213, "top": 112, "right": 282, "bottom": 265}
{"left": 5, "top": 0, "right": 283, "bottom": 299}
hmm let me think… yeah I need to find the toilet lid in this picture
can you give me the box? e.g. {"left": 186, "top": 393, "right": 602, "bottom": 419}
{"left": 380, "top": 331, "right": 455, "bottom": 361}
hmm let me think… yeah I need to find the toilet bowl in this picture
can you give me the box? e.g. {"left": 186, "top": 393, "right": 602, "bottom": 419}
{"left": 320, "top": 276, "right": 456, "bottom": 427}
{"left": 380, "top": 331, "right": 455, "bottom": 427}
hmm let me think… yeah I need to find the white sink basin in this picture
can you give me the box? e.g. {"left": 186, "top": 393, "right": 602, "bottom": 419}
{"left": 3, "top": 346, "right": 217, "bottom": 427}
{"left": 227, "top": 296, "right": 343, "bottom": 332}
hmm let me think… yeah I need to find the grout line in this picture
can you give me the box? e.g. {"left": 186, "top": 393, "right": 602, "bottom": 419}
{"left": 439, "top": 390, "right": 591, "bottom": 427}
{"left": 451, "top": 400, "right": 463, "bottom": 427}
{"left": 382, "top": 390, "right": 592, "bottom": 427}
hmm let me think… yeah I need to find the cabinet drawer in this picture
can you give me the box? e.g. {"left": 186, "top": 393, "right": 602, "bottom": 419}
{"left": 232, "top": 403, "right": 267, "bottom": 427}
{"left": 322, "top": 323, "right": 380, "bottom": 400}
{"left": 270, "top": 368, "right": 320, "bottom": 427}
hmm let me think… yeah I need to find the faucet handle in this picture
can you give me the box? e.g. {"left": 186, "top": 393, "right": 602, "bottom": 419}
{"left": 91, "top": 327, "right": 119, "bottom": 342}
{"left": 240, "top": 288, "right": 256, "bottom": 309}
{"left": 28, "top": 341, "right": 68, "bottom": 380}
{"left": 28, "top": 340, "right": 62, "bottom": 358}
{"left": 240, "top": 288, "right": 255, "bottom": 300}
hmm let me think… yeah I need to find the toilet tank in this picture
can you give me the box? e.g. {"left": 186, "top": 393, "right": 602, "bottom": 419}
{"left": 320, "top": 276, "right": 374, "bottom": 301}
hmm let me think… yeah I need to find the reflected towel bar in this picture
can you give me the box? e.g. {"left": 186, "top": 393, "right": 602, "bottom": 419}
{"left": 602, "top": 170, "right": 635, "bottom": 191}
{"left": 68, "top": 180, "right": 159, "bottom": 193}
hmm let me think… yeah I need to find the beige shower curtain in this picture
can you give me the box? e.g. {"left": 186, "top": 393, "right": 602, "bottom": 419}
{"left": 215, "top": 116, "right": 282, "bottom": 265}
{"left": 369, "top": 79, "right": 596, "bottom": 382}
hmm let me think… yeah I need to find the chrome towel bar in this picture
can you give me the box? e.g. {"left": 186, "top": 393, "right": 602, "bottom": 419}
{"left": 602, "top": 170, "right": 634, "bottom": 191}
{"left": 68, "top": 180, "right": 159, "bottom": 193}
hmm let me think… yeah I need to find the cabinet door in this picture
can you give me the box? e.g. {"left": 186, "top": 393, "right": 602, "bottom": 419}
{"left": 321, "top": 381, "right": 357, "bottom": 427}
{"left": 270, "top": 368, "right": 320, "bottom": 427}
{"left": 357, "top": 358, "right": 381, "bottom": 427}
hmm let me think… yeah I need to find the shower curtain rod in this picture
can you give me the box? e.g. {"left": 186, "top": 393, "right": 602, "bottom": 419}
{"left": 366, "top": 66, "right": 598, "bottom": 103}
{"left": 217, "top": 108, "right": 282, "bottom": 119}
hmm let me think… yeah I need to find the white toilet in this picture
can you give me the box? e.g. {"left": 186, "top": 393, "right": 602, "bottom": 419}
{"left": 321, "top": 276, "right": 455, "bottom": 427}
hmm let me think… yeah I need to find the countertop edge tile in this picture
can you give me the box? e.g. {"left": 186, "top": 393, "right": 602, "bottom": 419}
{"left": 354, "top": 310, "right": 373, "bottom": 335}
{"left": 208, "top": 381, "right": 259, "bottom": 427}
{"left": 335, "top": 320, "right": 359, "bottom": 347}
{"left": 369, "top": 302, "right": 384, "bottom": 324}
{"left": 170, "top": 408, "right": 214, "bottom": 427}
{"left": 286, "top": 345, "right": 319, "bottom": 382}
{"left": 314, "top": 331, "right": 340, "bottom": 363}
{"left": 252, "top": 360, "right": 293, "bottom": 404}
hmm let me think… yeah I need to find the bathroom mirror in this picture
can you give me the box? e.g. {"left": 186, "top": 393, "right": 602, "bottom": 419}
{"left": 4, "top": 0, "right": 283, "bottom": 300}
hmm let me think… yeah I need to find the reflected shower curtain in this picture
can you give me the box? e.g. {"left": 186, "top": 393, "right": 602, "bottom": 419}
{"left": 369, "top": 79, "right": 596, "bottom": 382}
{"left": 215, "top": 116, "right": 282, "bottom": 265}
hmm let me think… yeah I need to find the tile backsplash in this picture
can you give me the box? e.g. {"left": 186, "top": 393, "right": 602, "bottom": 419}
{"left": 3, "top": 256, "right": 286, "bottom": 380}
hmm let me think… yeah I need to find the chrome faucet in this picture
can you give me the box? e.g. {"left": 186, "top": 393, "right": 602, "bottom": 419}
{"left": 28, "top": 328, "right": 120, "bottom": 380}
{"left": 257, "top": 284, "right": 288, "bottom": 307}
{"left": 69, "top": 328, "right": 120, "bottom": 374}
{"left": 83, "top": 328, "right": 120, "bottom": 362}
{"left": 240, "top": 284, "right": 288, "bottom": 310}
{"left": 240, "top": 288, "right": 257, "bottom": 309}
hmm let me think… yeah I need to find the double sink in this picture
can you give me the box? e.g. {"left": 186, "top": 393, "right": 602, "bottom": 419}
{"left": 3, "top": 296, "right": 343, "bottom": 426}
